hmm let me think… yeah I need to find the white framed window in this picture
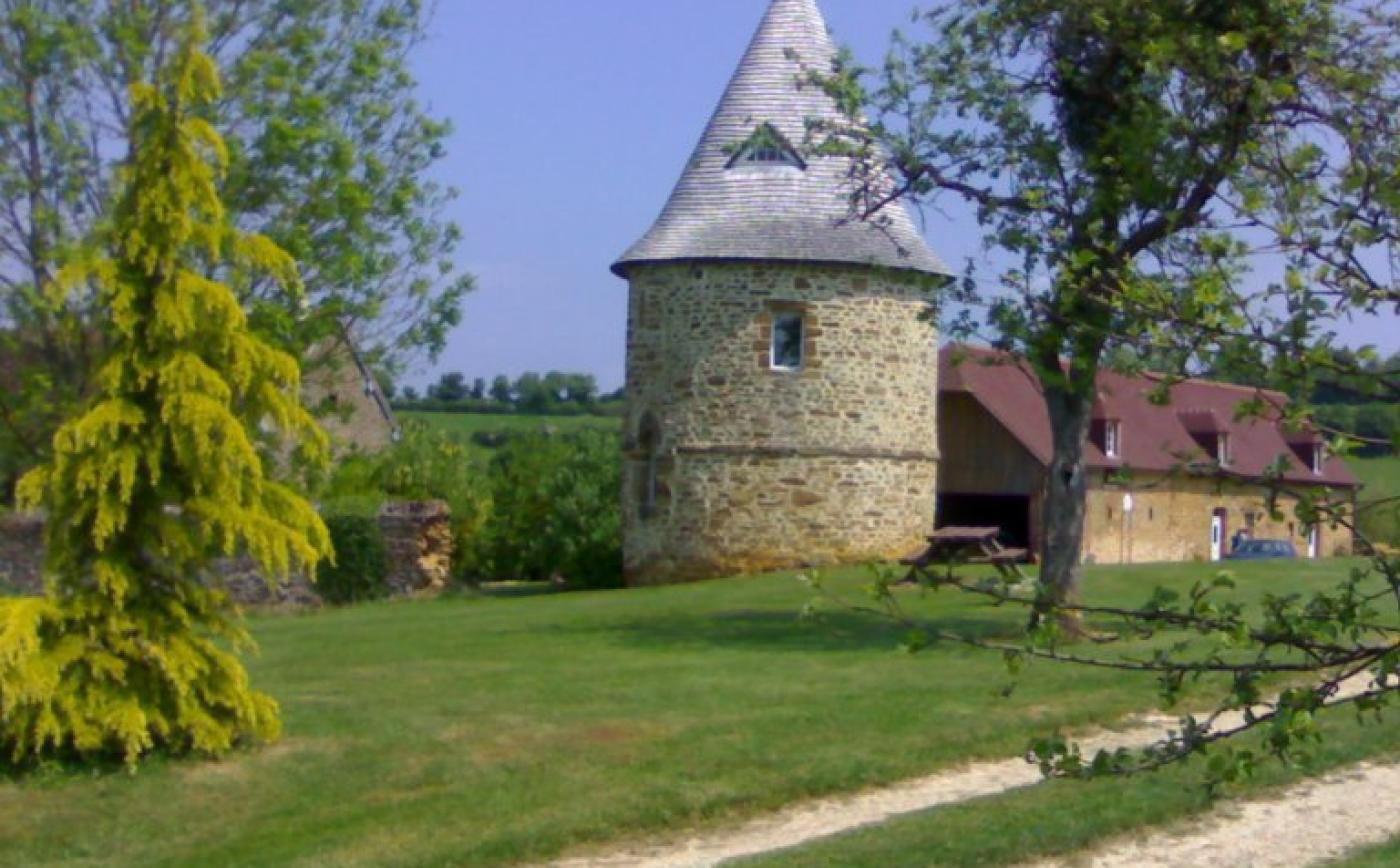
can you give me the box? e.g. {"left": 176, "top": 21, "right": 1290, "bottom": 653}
{"left": 1217, "top": 433, "right": 1231, "bottom": 467}
{"left": 1312, "top": 443, "right": 1325, "bottom": 475}
{"left": 1104, "top": 420, "right": 1122, "bottom": 459}
{"left": 771, "top": 312, "right": 804, "bottom": 371}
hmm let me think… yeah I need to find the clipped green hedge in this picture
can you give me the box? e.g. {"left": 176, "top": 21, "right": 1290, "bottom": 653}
{"left": 318, "top": 513, "right": 390, "bottom": 605}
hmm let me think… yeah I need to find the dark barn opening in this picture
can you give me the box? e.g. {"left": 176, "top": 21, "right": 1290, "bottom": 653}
{"left": 937, "top": 493, "right": 1033, "bottom": 552}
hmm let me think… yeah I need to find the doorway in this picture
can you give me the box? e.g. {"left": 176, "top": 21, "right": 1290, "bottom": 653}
{"left": 1210, "top": 508, "right": 1228, "bottom": 561}
{"left": 1307, "top": 525, "right": 1320, "bottom": 559}
{"left": 937, "top": 493, "right": 1033, "bottom": 551}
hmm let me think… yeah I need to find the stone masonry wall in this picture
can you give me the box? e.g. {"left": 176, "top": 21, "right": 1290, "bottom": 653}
{"left": 1082, "top": 474, "right": 1356, "bottom": 564}
{"left": 622, "top": 261, "right": 941, "bottom": 585}
{"left": 0, "top": 501, "right": 452, "bottom": 604}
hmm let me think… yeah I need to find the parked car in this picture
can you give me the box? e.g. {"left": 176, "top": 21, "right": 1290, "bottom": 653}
{"left": 1227, "top": 539, "right": 1298, "bottom": 560}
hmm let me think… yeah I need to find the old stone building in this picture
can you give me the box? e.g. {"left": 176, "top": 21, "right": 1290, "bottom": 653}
{"left": 614, "top": 0, "right": 952, "bottom": 584}
{"left": 301, "top": 332, "right": 400, "bottom": 454}
{"left": 939, "top": 346, "right": 1360, "bottom": 564}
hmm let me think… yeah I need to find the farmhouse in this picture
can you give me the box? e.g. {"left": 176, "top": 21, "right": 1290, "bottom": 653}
{"left": 938, "top": 345, "right": 1360, "bottom": 564}
{"left": 614, "top": 0, "right": 952, "bottom": 585}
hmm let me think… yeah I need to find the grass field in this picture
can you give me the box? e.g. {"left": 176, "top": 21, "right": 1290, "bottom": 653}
{"left": 400, "top": 410, "right": 620, "bottom": 438}
{"left": 1350, "top": 454, "right": 1400, "bottom": 546}
{"left": 1, "top": 559, "right": 1394, "bottom": 866}
{"left": 1352, "top": 454, "right": 1400, "bottom": 501}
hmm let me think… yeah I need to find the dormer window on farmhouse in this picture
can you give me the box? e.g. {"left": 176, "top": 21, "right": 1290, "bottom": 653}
{"left": 1217, "top": 433, "right": 1232, "bottom": 467}
{"left": 1104, "top": 420, "right": 1122, "bottom": 459}
{"left": 771, "top": 312, "right": 804, "bottom": 371}
{"left": 1312, "top": 443, "right": 1326, "bottom": 475}
{"left": 728, "top": 123, "right": 806, "bottom": 170}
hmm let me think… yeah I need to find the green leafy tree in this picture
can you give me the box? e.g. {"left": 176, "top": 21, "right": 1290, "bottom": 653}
{"left": 563, "top": 373, "right": 598, "bottom": 406}
{"left": 820, "top": 0, "right": 1398, "bottom": 625}
{"left": 806, "top": 0, "right": 1398, "bottom": 786}
{"left": 429, "top": 371, "right": 469, "bottom": 402}
{"left": 0, "top": 0, "right": 470, "bottom": 488}
{"left": 514, "top": 372, "right": 550, "bottom": 412}
{"left": 0, "top": 23, "right": 329, "bottom": 767}
{"left": 489, "top": 374, "right": 513, "bottom": 405}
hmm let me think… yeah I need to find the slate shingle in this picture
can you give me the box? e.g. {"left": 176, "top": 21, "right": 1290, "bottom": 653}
{"left": 614, "top": 0, "right": 950, "bottom": 279}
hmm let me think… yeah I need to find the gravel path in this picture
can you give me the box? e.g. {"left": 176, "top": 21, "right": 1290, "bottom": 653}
{"left": 544, "top": 675, "right": 1391, "bottom": 868}
{"left": 545, "top": 718, "right": 1187, "bottom": 868}
{"left": 1022, "top": 761, "right": 1400, "bottom": 868}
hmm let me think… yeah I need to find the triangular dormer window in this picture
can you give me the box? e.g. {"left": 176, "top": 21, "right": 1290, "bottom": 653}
{"left": 727, "top": 123, "right": 806, "bottom": 170}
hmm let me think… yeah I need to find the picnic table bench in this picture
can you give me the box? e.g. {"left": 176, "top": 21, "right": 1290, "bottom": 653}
{"left": 900, "top": 526, "right": 1029, "bottom": 584}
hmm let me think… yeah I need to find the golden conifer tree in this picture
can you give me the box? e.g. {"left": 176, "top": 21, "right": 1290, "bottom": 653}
{"left": 0, "top": 18, "right": 329, "bottom": 767}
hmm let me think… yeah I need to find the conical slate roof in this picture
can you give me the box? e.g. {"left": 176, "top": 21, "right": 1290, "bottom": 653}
{"left": 613, "top": 0, "right": 949, "bottom": 279}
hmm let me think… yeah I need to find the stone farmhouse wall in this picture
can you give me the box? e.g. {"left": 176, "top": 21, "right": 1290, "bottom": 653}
{"left": 0, "top": 501, "right": 452, "bottom": 605}
{"left": 621, "top": 261, "right": 941, "bottom": 584}
{"left": 302, "top": 339, "right": 397, "bottom": 455}
{"left": 1082, "top": 474, "right": 1356, "bottom": 564}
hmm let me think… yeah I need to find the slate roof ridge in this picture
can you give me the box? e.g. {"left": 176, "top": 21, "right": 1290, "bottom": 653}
{"left": 613, "top": 0, "right": 950, "bottom": 279}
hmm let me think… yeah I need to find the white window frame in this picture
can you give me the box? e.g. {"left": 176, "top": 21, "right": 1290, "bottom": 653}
{"left": 1312, "top": 443, "right": 1325, "bottom": 475}
{"left": 1217, "top": 433, "right": 1231, "bottom": 467}
{"left": 1104, "top": 420, "right": 1122, "bottom": 459}
{"left": 770, "top": 312, "right": 804, "bottom": 372}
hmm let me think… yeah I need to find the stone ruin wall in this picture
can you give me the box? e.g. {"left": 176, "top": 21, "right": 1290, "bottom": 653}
{"left": 0, "top": 501, "right": 452, "bottom": 605}
{"left": 622, "top": 261, "right": 941, "bottom": 584}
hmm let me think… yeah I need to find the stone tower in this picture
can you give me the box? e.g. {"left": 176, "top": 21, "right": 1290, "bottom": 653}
{"left": 614, "top": 0, "right": 951, "bottom": 585}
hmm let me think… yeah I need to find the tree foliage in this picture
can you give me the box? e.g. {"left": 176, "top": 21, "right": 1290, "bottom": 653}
{"left": 0, "top": 23, "right": 329, "bottom": 767}
{"left": 816, "top": 0, "right": 1398, "bottom": 620}
{"left": 801, "top": 0, "right": 1400, "bottom": 784}
{"left": 477, "top": 431, "right": 622, "bottom": 589}
{"left": 0, "top": 0, "right": 470, "bottom": 494}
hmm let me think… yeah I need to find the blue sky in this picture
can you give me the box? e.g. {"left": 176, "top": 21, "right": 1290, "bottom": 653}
{"left": 409, "top": 0, "right": 1396, "bottom": 390}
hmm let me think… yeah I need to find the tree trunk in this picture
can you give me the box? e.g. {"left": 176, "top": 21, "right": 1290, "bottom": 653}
{"left": 1035, "top": 382, "right": 1096, "bottom": 634}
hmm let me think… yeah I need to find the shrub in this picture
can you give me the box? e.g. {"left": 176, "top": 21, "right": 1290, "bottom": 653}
{"left": 318, "top": 514, "right": 390, "bottom": 605}
{"left": 477, "top": 430, "right": 622, "bottom": 588}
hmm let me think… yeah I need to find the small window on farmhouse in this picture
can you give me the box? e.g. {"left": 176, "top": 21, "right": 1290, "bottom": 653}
{"left": 1104, "top": 420, "right": 1122, "bottom": 459}
{"left": 1312, "top": 443, "right": 1325, "bottom": 475}
{"left": 728, "top": 123, "right": 806, "bottom": 170}
{"left": 1217, "top": 433, "right": 1232, "bottom": 467}
{"left": 771, "top": 312, "right": 804, "bottom": 371}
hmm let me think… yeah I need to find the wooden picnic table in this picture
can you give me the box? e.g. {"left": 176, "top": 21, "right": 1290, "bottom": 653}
{"left": 900, "top": 525, "right": 1029, "bottom": 584}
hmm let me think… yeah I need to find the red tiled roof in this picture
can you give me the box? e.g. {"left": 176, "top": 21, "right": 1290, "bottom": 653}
{"left": 941, "top": 345, "right": 1360, "bottom": 488}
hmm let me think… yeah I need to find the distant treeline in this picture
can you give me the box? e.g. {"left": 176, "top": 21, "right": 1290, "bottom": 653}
{"left": 1312, "top": 403, "right": 1400, "bottom": 456}
{"left": 389, "top": 371, "right": 624, "bottom": 416}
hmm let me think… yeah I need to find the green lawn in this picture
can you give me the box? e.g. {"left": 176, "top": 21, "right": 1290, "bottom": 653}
{"left": 1351, "top": 454, "right": 1400, "bottom": 500}
{"left": 1336, "top": 836, "right": 1400, "bottom": 868}
{"left": 0, "top": 559, "right": 1392, "bottom": 866}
